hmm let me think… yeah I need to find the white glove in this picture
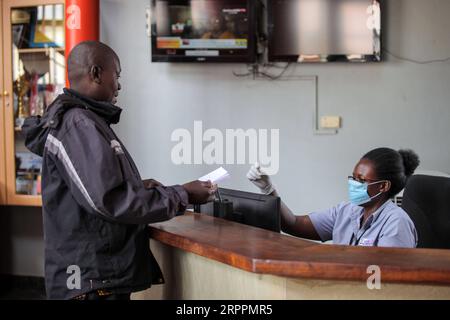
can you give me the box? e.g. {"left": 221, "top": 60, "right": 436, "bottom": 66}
{"left": 246, "top": 163, "right": 275, "bottom": 195}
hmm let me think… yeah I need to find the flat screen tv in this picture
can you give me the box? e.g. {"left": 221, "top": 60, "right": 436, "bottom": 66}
{"left": 151, "top": 0, "right": 256, "bottom": 62}
{"left": 268, "top": 0, "right": 382, "bottom": 62}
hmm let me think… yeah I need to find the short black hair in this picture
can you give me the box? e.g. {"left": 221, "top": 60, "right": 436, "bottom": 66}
{"left": 67, "top": 41, "right": 119, "bottom": 86}
{"left": 362, "top": 148, "right": 420, "bottom": 198}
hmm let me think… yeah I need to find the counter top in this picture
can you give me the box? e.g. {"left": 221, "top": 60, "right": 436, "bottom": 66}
{"left": 148, "top": 212, "right": 450, "bottom": 285}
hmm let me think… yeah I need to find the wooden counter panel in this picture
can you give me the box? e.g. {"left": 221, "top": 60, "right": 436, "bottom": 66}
{"left": 149, "top": 212, "right": 450, "bottom": 285}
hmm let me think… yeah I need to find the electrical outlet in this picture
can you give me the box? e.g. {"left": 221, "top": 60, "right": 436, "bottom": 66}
{"left": 320, "top": 116, "right": 341, "bottom": 129}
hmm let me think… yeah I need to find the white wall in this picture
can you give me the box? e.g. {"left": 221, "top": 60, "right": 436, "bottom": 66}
{"left": 101, "top": 0, "right": 450, "bottom": 214}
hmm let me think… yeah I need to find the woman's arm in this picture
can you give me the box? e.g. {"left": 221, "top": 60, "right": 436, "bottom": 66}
{"left": 272, "top": 190, "right": 321, "bottom": 241}
{"left": 246, "top": 164, "right": 321, "bottom": 241}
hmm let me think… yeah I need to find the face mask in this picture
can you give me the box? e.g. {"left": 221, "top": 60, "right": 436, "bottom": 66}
{"left": 348, "top": 179, "right": 385, "bottom": 206}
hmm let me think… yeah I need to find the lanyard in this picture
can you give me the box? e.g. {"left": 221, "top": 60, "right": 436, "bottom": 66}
{"left": 350, "top": 202, "right": 391, "bottom": 246}
{"left": 349, "top": 227, "right": 370, "bottom": 246}
{"left": 349, "top": 221, "right": 373, "bottom": 246}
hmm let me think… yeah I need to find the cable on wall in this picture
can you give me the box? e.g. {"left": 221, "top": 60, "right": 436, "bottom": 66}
{"left": 383, "top": 48, "right": 450, "bottom": 64}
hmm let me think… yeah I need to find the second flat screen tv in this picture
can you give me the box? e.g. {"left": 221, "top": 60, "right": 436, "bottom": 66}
{"left": 151, "top": 0, "right": 255, "bottom": 62}
{"left": 268, "top": 0, "right": 382, "bottom": 62}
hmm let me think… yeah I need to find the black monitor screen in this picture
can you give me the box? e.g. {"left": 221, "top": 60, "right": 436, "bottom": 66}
{"left": 151, "top": 0, "right": 255, "bottom": 62}
{"left": 198, "top": 188, "right": 281, "bottom": 233}
{"left": 268, "top": 0, "right": 381, "bottom": 62}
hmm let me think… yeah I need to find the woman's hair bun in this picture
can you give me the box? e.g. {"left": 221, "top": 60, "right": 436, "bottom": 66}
{"left": 398, "top": 149, "right": 420, "bottom": 177}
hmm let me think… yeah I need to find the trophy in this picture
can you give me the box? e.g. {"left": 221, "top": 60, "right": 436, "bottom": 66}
{"left": 13, "top": 72, "right": 31, "bottom": 128}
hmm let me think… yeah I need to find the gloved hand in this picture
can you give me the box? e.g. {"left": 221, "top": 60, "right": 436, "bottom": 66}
{"left": 246, "top": 163, "right": 275, "bottom": 195}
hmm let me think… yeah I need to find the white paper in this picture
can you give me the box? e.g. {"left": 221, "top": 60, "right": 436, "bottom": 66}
{"left": 198, "top": 167, "right": 230, "bottom": 184}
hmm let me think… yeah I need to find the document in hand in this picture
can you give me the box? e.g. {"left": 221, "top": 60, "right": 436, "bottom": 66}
{"left": 198, "top": 167, "right": 230, "bottom": 184}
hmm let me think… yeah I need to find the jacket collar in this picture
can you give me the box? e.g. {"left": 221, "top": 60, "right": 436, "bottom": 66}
{"left": 22, "top": 88, "right": 122, "bottom": 157}
{"left": 63, "top": 88, "right": 122, "bottom": 125}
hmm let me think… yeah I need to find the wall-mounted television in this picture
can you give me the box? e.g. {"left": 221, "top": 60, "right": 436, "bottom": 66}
{"left": 268, "top": 0, "right": 382, "bottom": 63}
{"left": 151, "top": 0, "right": 256, "bottom": 62}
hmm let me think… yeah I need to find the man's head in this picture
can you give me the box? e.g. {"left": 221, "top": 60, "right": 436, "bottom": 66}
{"left": 67, "top": 41, "right": 121, "bottom": 104}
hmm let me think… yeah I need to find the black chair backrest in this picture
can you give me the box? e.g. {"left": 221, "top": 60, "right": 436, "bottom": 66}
{"left": 401, "top": 175, "right": 450, "bottom": 249}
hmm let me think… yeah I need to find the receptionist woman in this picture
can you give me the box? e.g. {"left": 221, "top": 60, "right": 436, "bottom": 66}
{"left": 247, "top": 148, "right": 419, "bottom": 248}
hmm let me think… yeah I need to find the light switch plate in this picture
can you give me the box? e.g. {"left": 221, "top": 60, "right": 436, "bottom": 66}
{"left": 320, "top": 116, "right": 341, "bottom": 129}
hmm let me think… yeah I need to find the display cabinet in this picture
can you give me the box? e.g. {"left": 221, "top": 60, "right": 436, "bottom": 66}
{"left": 1, "top": 0, "right": 65, "bottom": 206}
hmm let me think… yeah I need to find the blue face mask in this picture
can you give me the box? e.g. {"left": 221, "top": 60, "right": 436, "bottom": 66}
{"left": 348, "top": 179, "right": 385, "bottom": 206}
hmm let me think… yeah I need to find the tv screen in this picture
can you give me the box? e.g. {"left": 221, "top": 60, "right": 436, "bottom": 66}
{"left": 268, "top": 0, "right": 381, "bottom": 62}
{"left": 151, "top": 0, "right": 255, "bottom": 62}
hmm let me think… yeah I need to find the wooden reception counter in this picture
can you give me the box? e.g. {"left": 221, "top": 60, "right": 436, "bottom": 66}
{"left": 131, "top": 212, "right": 450, "bottom": 300}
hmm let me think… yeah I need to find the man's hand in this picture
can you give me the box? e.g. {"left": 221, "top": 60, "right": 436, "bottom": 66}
{"left": 142, "top": 179, "right": 164, "bottom": 189}
{"left": 183, "top": 180, "right": 217, "bottom": 204}
{"left": 246, "top": 163, "right": 276, "bottom": 195}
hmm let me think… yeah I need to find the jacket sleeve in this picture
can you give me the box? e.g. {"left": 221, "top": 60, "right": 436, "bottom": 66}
{"left": 44, "top": 117, "right": 189, "bottom": 224}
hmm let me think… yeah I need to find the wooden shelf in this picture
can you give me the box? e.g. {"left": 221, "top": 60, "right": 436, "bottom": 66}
{"left": 5, "top": 193, "right": 42, "bottom": 207}
{"left": 18, "top": 47, "right": 64, "bottom": 54}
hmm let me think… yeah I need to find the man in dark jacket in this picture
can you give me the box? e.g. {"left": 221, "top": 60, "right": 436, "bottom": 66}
{"left": 22, "top": 41, "right": 215, "bottom": 300}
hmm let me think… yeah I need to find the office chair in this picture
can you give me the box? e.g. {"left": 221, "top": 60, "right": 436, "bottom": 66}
{"left": 401, "top": 175, "right": 450, "bottom": 249}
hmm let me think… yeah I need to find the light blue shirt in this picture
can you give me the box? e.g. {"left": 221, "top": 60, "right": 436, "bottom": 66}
{"left": 309, "top": 200, "right": 417, "bottom": 248}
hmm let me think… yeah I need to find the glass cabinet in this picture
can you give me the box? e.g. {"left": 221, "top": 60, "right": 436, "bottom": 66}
{"left": 1, "top": 0, "right": 65, "bottom": 206}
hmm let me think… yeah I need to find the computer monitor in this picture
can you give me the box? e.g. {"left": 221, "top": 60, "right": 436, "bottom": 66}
{"left": 197, "top": 188, "right": 281, "bottom": 232}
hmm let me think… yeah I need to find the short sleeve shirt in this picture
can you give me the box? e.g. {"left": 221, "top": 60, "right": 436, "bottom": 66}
{"left": 308, "top": 200, "right": 417, "bottom": 248}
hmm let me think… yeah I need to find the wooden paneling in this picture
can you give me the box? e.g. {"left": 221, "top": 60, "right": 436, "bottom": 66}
{"left": 0, "top": 0, "right": 5, "bottom": 205}
{"left": 149, "top": 212, "right": 450, "bottom": 286}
